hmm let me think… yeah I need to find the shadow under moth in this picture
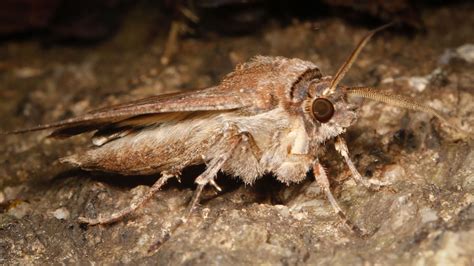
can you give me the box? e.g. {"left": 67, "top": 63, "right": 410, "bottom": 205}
{"left": 6, "top": 24, "right": 470, "bottom": 250}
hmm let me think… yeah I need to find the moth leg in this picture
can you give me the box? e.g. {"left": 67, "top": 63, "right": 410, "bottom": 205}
{"left": 313, "top": 160, "right": 366, "bottom": 236}
{"left": 239, "top": 131, "right": 262, "bottom": 160}
{"left": 335, "top": 136, "right": 391, "bottom": 190}
{"left": 78, "top": 172, "right": 174, "bottom": 225}
{"left": 149, "top": 133, "right": 243, "bottom": 251}
{"left": 223, "top": 122, "right": 262, "bottom": 160}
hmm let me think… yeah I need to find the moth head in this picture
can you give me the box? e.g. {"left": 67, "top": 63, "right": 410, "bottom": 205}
{"left": 301, "top": 79, "right": 358, "bottom": 140}
{"left": 293, "top": 25, "right": 393, "bottom": 141}
{"left": 299, "top": 23, "right": 469, "bottom": 141}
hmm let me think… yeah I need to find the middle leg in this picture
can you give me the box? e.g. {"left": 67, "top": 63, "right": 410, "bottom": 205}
{"left": 149, "top": 129, "right": 249, "bottom": 251}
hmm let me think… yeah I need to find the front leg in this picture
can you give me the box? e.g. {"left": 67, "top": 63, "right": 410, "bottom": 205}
{"left": 335, "top": 136, "right": 391, "bottom": 190}
{"left": 313, "top": 159, "right": 366, "bottom": 236}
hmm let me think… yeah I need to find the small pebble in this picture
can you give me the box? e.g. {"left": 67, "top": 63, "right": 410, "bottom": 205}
{"left": 4, "top": 186, "right": 22, "bottom": 201}
{"left": 52, "top": 207, "right": 70, "bottom": 220}
{"left": 382, "top": 164, "right": 405, "bottom": 182}
{"left": 137, "top": 234, "right": 150, "bottom": 246}
{"left": 407, "top": 76, "right": 429, "bottom": 92}
{"left": 456, "top": 44, "right": 474, "bottom": 63}
{"left": 7, "top": 201, "right": 31, "bottom": 219}
{"left": 420, "top": 207, "right": 439, "bottom": 223}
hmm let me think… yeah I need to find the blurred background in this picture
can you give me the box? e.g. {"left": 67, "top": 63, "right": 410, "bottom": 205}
{"left": 0, "top": 0, "right": 426, "bottom": 41}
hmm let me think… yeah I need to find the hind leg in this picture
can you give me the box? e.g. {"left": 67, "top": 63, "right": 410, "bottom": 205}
{"left": 78, "top": 172, "right": 175, "bottom": 225}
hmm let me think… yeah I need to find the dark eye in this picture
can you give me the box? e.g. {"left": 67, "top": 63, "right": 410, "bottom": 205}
{"left": 311, "top": 98, "right": 335, "bottom": 123}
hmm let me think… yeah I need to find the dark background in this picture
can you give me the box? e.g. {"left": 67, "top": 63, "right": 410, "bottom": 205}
{"left": 0, "top": 0, "right": 461, "bottom": 42}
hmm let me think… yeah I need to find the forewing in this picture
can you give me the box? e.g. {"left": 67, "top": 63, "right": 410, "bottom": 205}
{"left": 7, "top": 86, "right": 251, "bottom": 136}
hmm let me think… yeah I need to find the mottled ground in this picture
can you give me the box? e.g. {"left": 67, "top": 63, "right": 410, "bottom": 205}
{"left": 1, "top": 3, "right": 473, "bottom": 265}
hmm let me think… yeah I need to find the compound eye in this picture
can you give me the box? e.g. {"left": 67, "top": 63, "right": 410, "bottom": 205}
{"left": 312, "top": 98, "right": 335, "bottom": 123}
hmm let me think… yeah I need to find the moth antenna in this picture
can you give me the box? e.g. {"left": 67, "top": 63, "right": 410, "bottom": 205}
{"left": 346, "top": 87, "right": 471, "bottom": 138}
{"left": 327, "top": 23, "right": 394, "bottom": 94}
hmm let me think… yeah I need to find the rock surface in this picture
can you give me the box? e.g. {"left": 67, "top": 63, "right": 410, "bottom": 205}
{"left": 1, "top": 3, "right": 473, "bottom": 265}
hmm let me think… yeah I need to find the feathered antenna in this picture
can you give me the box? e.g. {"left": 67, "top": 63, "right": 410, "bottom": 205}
{"left": 346, "top": 87, "right": 471, "bottom": 138}
{"left": 326, "top": 23, "right": 394, "bottom": 94}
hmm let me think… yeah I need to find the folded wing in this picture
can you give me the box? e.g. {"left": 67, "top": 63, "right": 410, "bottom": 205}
{"left": 8, "top": 86, "right": 251, "bottom": 138}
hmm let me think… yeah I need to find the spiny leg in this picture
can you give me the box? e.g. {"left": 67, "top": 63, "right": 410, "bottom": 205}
{"left": 240, "top": 131, "right": 262, "bottom": 160}
{"left": 149, "top": 133, "right": 244, "bottom": 252}
{"left": 313, "top": 159, "right": 366, "bottom": 236}
{"left": 335, "top": 136, "right": 390, "bottom": 190}
{"left": 78, "top": 172, "right": 174, "bottom": 225}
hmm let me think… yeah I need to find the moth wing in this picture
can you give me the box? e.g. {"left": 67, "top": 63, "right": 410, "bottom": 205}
{"left": 7, "top": 86, "right": 251, "bottom": 137}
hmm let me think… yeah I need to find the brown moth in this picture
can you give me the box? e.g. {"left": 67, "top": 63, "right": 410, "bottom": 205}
{"left": 7, "top": 24, "right": 469, "bottom": 248}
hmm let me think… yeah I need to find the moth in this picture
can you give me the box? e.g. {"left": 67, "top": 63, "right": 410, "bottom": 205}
{"left": 7, "top": 24, "right": 469, "bottom": 248}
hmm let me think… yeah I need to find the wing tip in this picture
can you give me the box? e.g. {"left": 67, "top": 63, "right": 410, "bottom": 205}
{"left": 1, "top": 127, "right": 43, "bottom": 135}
